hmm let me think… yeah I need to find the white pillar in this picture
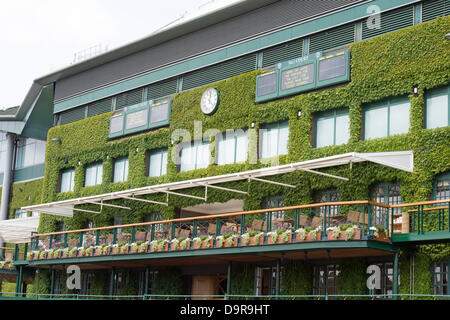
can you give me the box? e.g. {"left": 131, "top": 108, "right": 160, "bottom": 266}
{"left": 0, "top": 133, "right": 15, "bottom": 257}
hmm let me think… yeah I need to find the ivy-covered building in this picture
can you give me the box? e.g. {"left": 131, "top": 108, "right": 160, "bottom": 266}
{"left": 0, "top": 0, "right": 449, "bottom": 300}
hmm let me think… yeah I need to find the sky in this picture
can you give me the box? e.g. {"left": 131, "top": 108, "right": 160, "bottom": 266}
{"left": 0, "top": 0, "right": 241, "bottom": 110}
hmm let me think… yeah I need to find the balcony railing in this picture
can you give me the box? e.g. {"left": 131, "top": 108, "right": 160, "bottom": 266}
{"left": 11, "top": 199, "right": 449, "bottom": 262}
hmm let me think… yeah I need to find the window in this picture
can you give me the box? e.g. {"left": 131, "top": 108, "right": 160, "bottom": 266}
{"left": 313, "top": 264, "right": 340, "bottom": 296}
{"left": 432, "top": 259, "right": 449, "bottom": 296}
{"left": 262, "top": 194, "right": 285, "bottom": 224}
{"left": 364, "top": 97, "right": 411, "bottom": 140}
{"left": 15, "top": 138, "right": 46, "bottom": 169}
{"left": 255, "top": 266, "right": 282, "bottom": 296}
{"left": 216, "top": 129, "right": 248, "bottom": 165}
{"left": 55, "top": 222, "right": 65, "bottom": 242}
{"left": 0, "top": 132, "right": 7, "bottom": 173}
{"left": 114, "top": 215, "right": 123, "bottom": 235}
{"left": 315, "top": 109, "right": 350, "bottom": 148}
{"left": 433, "top": 172, "right": 450, "bottom": 200}
{"left": 59, "top": 168, "right": 75, "bottom": 193}
{"left": 147, "top": 149, "right": 168, "bottom": 177}
{"left": 259, "top": 121, "right": 289, "bottom": 159}
{"left": 84, "top": 162, "right": 103, "bottom": 187}
{"left": 14, "top": 209, "right": 27, "bottom": 219}
{"left": 370, "top": 182, "right": 402, "bottom": 226}
{"left": 138, "top": 270, "right": 158, "bottom": 295}
{"left": 426, "top": 86, "right": 449, "bottom": 129}
{"left": 145, "top": 212, "right": 168, "bottom": 235}
{"left": 314, "top": 189, "right": 341, "bottom": 217}
{"left": 80, "top": 272, "right": 94, "bottom": 297}
{"left": 113, "top": 157, "right": 129, "bottom": 183}
{"left": 179, "top": 140, "right": 210, "bottom": 172}
{"left": 367, "top": 262, "right": 394, "bottom": 299}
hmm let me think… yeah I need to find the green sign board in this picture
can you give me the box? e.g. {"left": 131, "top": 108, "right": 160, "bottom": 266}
{"left": 109, "top": 99, "right": 172, "bottom": 139}
{"left": 255, "top": 50, "right": 350, "bottom": 103}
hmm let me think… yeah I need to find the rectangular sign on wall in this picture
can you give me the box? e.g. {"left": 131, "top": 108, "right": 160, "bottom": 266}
{"left": 109, "top": 99, "right": 172, "bottom": 139}
{"left": 255, "top": 50, "right": 350, "bottom": 103}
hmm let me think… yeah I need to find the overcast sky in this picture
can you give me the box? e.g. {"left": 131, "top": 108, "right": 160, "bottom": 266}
{"left": 0, "top": 0, "right": 241, "bottom": 110}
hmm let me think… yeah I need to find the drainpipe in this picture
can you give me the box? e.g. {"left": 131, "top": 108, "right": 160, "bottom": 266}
{"left": 0, "top": 133, "right": 15, "bottom": 258}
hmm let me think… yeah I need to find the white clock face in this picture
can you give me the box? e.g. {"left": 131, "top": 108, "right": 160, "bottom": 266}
{"left": 201, "top": 88, "right": 219, "bottom": 115}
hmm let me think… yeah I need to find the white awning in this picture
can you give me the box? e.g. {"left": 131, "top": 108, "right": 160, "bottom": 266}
{"left": 20, "top": 151, "right": 414, "bottom": 218}
{"left": 0, "top": 216, "right": 39, "bottom": 243}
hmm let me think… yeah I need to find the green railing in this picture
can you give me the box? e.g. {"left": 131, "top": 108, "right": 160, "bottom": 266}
{"left": 11, "top": 199, "right": 450, "bottom": 262}
{"left": 20, "top": 200, "right": 393, "bottom": 261}
{"left": 1, "top": 292, "right": 449, "bottom": 300}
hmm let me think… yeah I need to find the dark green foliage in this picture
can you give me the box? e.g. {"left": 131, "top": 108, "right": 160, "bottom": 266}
{"left": 281, "top": 260, "right": 312, "bottom": 299}
{"left": 230, "top": 264, "right": 255, "bottom": 299}
{"left": 152, "top": 268, "right": 183, "bottom": 298}
{"left": 339, "top": 259, "right": 367, "bottom": 299}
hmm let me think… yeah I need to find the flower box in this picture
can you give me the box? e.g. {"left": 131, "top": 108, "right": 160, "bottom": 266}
{"left": 373, "top": 231, "right": 389, "bottom": 242}
{"left": 171, "top": 240, "right": 190, "bottom": 251}
{"left": 193, "top": 239, "right": 213, "bottom": 249}
{"left": 150, "top": 241, "right": 169, "bottom": 252}
{"left": 327, "top": 229, "right": 361, "bottom": 241}
{"left": 241, "top": 236, "right": 264, "bottom": 246}
{"left": 94, "top": 248, "right": 103, "bottom": 256}
{"left": 111, "top": 246, "right": 120, "bottom": 255}
{"left": 267, "top": 232, "right": 292, "bottom": 245}
{"left": 119, "top": 245, "right": 129, "bottom": 254}
{"left": 296, "top": 231, "right": 322, "bottom": 242}
{"left": 223, "top": 237, "right": 238, "bottom": 247}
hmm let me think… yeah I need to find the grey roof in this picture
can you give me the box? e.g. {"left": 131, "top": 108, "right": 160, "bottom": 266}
{"left": 0, "top": 106, "right": 19, "bottom": 116}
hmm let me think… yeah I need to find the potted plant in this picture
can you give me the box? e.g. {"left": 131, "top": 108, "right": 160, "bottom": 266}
{"left": 241, "top": 231, "right": 265, "bottom": 246}
{"left": 26, "top": 251, "right": 35, "bottom": 260}
{"left": 62, "top": 247, "right": 71, "bottom": 258}
{"left": 150, "top": 239, "right": 169, "bottom": 252}
{"left": 94, "top": 245, "right": 105, "bottom": 256}
{"left": 102, "top": 244, "right": 112, "bottom": 255}
{"left": 327, "top": 224, "right": 360, "bottom": 241}
{"left": 139, "top": 241, "right": 149, "bottom": 253}
{"left": 119, "top": 242, "right": 129, "bottom": 254}
{"left": 111, "top": 244, "right": 120, "bottom": 255}
{"left": 370, "top": 225, "right": 389, "bottom": 242}
{"left": 69, "top": 247, "right": 78, "bottom": 257}
{"left": 295, "top": 226, "right": 322, "bottom": 241}
{"left": 39, "top": 250, "right": 48, "bottom": 260}
{"left": 170, "top": 237, "right": 191, "bottom": 251}
{"left": 267, "top": 229, "right": 292, "bottom": 244}
{"left": 85, "top": 246, "right": 94, "bottom": 256}
{"left": 193, "top": 235, "right": 214, "bottom": 249}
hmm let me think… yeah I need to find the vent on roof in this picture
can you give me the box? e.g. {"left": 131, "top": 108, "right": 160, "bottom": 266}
{"left": 182, "top": 54, "right": 257, "bottom": 91}
{"left": 87, "top": 98, "right": 113, "bottom": 117}
{"left": 309, "top": 23, "right": 355, "bottom": 53}
{"left": 422, "top": 0, "right": 450, "bottom": 22}
{"left": 147, "top": 78, "right": 178, "bottom": 100}
{"left": 362, "top": 5, "right": 414, "bottom": 40}
{"left": 59, "top": 106, "right": 86, "bottom": 125}
{"left": 115, "top": 87, "right": 144, "bottom": 110}
{"left": 261, "top": 39, "right": 303, "bottom": 68}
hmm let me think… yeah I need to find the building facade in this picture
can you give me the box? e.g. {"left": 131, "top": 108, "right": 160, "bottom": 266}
{"left": 0, "top": 0, "right": 449, "bottom": 299}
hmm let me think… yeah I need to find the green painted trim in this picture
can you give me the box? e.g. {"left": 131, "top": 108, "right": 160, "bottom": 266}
{"left": 25, "top": 240, "right": 396, "bottom": 266}
{"left": 13, "top": 164, "right": 45, "bottom": 183}
{"left": 391, "top": 230, "right": 450, "bottom": 243}
{"left": 54, "top": 0, "right": 420, "bottom": 113}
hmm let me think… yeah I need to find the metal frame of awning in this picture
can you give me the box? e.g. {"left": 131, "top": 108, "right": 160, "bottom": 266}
{"left": 20, "top": 151, "right": 414, "bottom": 219}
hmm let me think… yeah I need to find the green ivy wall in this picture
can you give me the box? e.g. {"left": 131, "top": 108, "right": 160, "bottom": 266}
{"left": 18, "top": 16, "right": 450, "bottom": 297}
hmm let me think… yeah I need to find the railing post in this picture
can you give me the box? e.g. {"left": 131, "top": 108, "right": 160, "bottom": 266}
{"left": 150, "top": 224, "right": 155, "bottom": 242}
{"left": 393, "top": 250, "right": 399, "bottom": 300}
{"left": 49, "top": 235, "right": 53, "bottom": 249}
{"left": 24, "top": 242, "right": 28, "bottom": 261}
{"left": 131, "top": 226, "right": 136, "bottom": 243}
{"left": 79, "top": 231, "right": 84, "bottom": 248}
{"left": 294, "top": 209, "right": 299, "bottom": 230}
{"left": 322, "top": 206, "right": 327, "bottom": 239}
{"left": 448, "top": 201, "right": 450, "bottom": 232}
{"left": 275, "top": 259, "right": 281, "bottom": 300}
{"left": 95, "top": 230, "right": 100, "bottom": 246}
{"left": 14, "top": 244, "right": 19, "bottom": 261}
{"left": 170, "top": 223, "right": 176, "bottom": 240}
{"left": 193, "top": 220, "right": 198, "bottom": 238}
{"left": 240, "top": 215, "right": 246, "bottom": 235}
{"left": 226, "top": 261, "right": 232, "bottom": 300}
{"left": 144, "top": 267, "right": 149, "bottom": 296}
{"left": 216, "top": 218, "right": 221, "bottom": 236}
{"left": 113, "top": 228, "right": 117, "bottom": 244}
{"left": 390, "top": 207, "right": 394, "bottom": 237}
{"left": 368, "top": 204, "right": 372, "bottom": 237}
{"left": 63, "top": 233, "right": 68, "bottom": 248}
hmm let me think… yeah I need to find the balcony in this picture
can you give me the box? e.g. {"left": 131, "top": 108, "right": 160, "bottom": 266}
{"left": 10, "top": 199, "right": 448, "bottom": 266}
